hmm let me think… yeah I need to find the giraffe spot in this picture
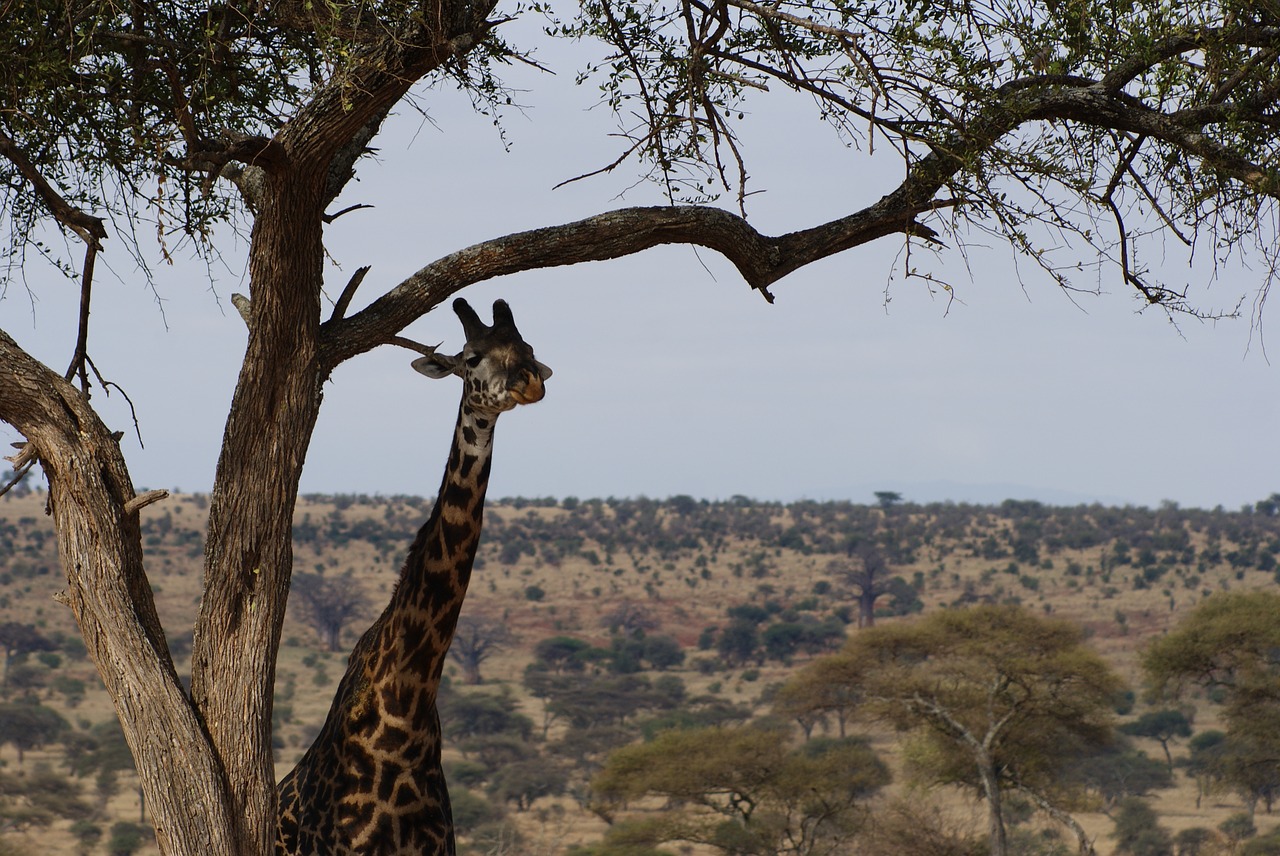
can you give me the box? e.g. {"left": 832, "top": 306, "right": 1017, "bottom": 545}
{"left": 393, "top": 781, "right": 422, "bottom": 808}
{"left": 374, "top": 724, "right": 411, "bottom": 752}
{"left": 458, "top": 453, "right": 479, "bottom": 480}
{"left": 346, "top": 747, "right": 377, "bottom": 788}
{"left": 441, "top": 519, "right": 470, "bottom": 549}
{"left": 442, "top": 480, "right": 470, "bottom": 508}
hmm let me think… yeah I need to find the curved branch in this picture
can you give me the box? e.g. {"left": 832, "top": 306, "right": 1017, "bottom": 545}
{"left": 317, "top": 201, "right": 942, "bottom": 371}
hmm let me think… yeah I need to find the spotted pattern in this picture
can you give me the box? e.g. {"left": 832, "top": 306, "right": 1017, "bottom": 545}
{"left": 276, "top": 300, "right": 548, "bottom": 856}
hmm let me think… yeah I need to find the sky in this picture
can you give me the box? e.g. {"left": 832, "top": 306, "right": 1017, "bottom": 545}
{"left": 2, "top": 35, "right": 1278, "bottom": 511}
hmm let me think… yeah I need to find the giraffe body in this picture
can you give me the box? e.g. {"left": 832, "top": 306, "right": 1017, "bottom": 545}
{"left": 277, "top": 298, "right": 549, "bottom": 855}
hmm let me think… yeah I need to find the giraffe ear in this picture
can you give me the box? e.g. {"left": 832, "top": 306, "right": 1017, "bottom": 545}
{"left": 412, "top": 353, "right": 461, "bottom": 379}
{"left": 534, "top": 360, "right": 553, "bottom": 381}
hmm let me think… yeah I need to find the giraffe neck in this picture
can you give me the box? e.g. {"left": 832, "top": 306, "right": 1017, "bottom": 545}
{"left": 414, "top": 403, "right": 496, "bottom": 599}
{"left": 361, "top": 403, "right": 497, "bottom": 689}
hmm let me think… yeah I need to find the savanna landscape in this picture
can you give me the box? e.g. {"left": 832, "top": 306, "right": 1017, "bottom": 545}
{"left": 2, "top": 483, "right": 1279, "bottom": 856}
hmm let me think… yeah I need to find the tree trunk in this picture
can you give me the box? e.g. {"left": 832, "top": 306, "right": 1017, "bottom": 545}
{"left": 189, "top": 168, "right": 327, "bottom": 855}
{"left": 857, "top": 590, "right": 877, "bottom": 628}
{"left": 0, "top": 333, "right": 241, "bottom": 854}
{"left": 977, "top": 752, "right": 1008, "bottom": 856}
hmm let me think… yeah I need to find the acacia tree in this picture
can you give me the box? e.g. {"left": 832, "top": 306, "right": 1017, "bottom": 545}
{"left": 592, "top": 725, "right": 890, "bottom": 855}
{"left": 288, "top": 571, "right": 371, "bottom": 652}
{"left": 801, "top": 604, "right": 1122, "bottom": 856}
{"left": 0, "top": 1, "right": 1277, "bottom": 854}
{"left": 1143, "top": 591, "right": 1280, "bottom": 814}
{"left": 447, "top": 613, "right": 515, "bottom": 684}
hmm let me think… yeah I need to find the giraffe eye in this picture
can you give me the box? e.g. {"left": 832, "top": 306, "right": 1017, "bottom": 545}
{"left": 465, "top": 355, "right": 483, "bottom": 368}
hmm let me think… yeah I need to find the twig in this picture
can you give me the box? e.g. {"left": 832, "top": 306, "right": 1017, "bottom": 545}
{"left": 330, "top": 266, "right": 372, "bottom": 322}
{"left": 0, "top": 129, "right": 107, "bottom": 247}
{"left": 65, "top": 240, "right": 99, "bottom": 389}
{"left": 388, "top": 336, "right": 440, "bottom": 357}
{"left": 124, "top": 489, "right": 170, "bottom": 515}
{"left": 0, "top": 460, "right": 35, "bottom": 499}
{"left": 322, "top": 204, "right": 374, "bottom": 224}
{"left": 86, "top": 356, "right": 146, "bottom": 449}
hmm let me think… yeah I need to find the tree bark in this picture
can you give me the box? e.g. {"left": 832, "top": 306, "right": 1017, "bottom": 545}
{"left": 977, "top": 751, "right": 1008, "bottom": 856}
{"left": 190, "top": 164, "right": 328, "bottom": 854}
{"left": 0, "top": 331, "right": 240, "bottom": 855}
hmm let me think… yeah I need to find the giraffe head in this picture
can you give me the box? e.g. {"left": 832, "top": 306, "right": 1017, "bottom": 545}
{"left": 412, "top": 298, "right": 551, "bottom": 414}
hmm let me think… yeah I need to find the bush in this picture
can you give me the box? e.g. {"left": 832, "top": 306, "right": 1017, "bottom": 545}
{"left": 107, "top": 822, "right": 149, "bottom": 856}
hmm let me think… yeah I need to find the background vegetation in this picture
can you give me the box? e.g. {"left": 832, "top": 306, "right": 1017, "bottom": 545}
{"left": 2, "top": 482, "right": 1280, "bottom": 854}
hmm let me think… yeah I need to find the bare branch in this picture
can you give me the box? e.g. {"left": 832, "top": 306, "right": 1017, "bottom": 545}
{"left": 318, "top": 201, "right": 941, "bottom": 371}
{"left": 330, "top": 266, "right": 372, "bottom": 322}
{"left": 124, "top": 489, "right": 170, "bottom": 515}
{"left": 65, "top": 241, "right": 99, "bottom": 390}
{"left": 322, "top": 204, "right": 374, "bottom": 224}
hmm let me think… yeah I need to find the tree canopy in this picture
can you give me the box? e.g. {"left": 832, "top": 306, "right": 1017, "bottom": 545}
{"left": 790, "top": 603, "right": 1122, "bottom": 856}
{"left": 1143, "top": 592, "right": 1280, "bottom": 813}
{"left": 592, "top": 724, "right": 890, "bottom": 855}
{"left": 1, "top": 0, "right": 1277, "bottom": 854}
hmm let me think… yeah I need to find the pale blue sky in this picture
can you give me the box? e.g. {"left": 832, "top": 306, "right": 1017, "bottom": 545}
{"left": 3, "top": 37, "right": 1277, "bottom": 510}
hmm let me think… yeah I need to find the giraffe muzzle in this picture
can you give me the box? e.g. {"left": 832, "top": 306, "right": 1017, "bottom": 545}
{"left": 509, "top": 371, "right": 545, "bottom": 405}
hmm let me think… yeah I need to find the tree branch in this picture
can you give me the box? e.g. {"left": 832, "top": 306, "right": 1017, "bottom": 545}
{"left": 0, "top": 130, "right": 106, "bottom": 248}
{"left": 0, "top": 327, "right": 239, "bottom": 854}
{"left": 317, "top": 201, "right": 941, "bottom": 371}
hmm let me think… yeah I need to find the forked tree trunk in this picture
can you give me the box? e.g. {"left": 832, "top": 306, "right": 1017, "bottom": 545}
{"left": 977, "top": 751, "right": 1008, "bottom": 856}
{"left": 189, "top": 167, "right": 328, "bottom": 856}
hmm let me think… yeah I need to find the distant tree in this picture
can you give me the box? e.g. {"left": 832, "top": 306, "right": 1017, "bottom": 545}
{"left": 439, "top": 688, "right": 534, "bottom": 741}
{"left": 593, "top": 725, "right": 889, "bottom": 855}
{"left": 641, "top": 635, "right": 686, "bottom": 671}
{"left": 448, "top": 787, "right": 505, "bottom": 836}
{"left": 1219, "top": 813, "right": 1257, "bottom": 848}
{"left": 447, "top": 614, "right": 513, "bottom": 685}
{"left": 70, "top": 819, "right": 104, "bottom": 855}
{"left": 828, "top": 545, "right": 893, "bottom": 628}
{"left": 0, "top": 764, "right": 94, "bottom": 830}
{"left": 1172, "top": 828, "right": 1217, "bottom": 856}
{"left": 602, "top": 602, "right": 661, "bottom": 637}
{"left": 815, "top": 604, "right": 1122, "bottom": 856}
{"left": 1185, "top": 731, "right": 1230, "bottom": 810}
{"left": 1120, "top": 710, "right": 1194, "bottom": 773}
{"left": 1065, "top": 741, "right": 1174, "bottom": 809}
{"left": 486, "top": 759, "right": 568, "bottom": 811}
{"left": 531, "top": 636, "right": 592, "bottom": 673}
{"left": 66, "top": 719, "right": 145, "bottom": 822}
{"left": 289, "top": 571, "right": 372, "bottom": 652}
{"left": 1111, "top": 798, "right": 1173, "bottom": 856}
{"left": 715, "top": 619, "right": 759, "bottom": 666}
{"left": 1144, "top": 593, "right": 1280, "bottom": 812}
{"left": 0, "top": 622, "right": 57, "bottom": 690}
{"left": 774, "top": 658, "right": 863, "bottom": 739}
{"left": 874, "top": 492, "right": 904, "bottom": 510}
{"left": 107, "top": 821, "right": 150, "bottom": 856}
{"left": 0, "top": 701, "right": 68, "bottom": 766}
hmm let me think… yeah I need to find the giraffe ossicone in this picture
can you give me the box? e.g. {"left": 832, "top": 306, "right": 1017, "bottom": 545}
{"left": 276, "top": 297, "right": 549, "bottom": 856}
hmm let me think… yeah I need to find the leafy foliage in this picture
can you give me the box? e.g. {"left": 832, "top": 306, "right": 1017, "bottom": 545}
{"left": 593, "top": 724, "right": 889, "bottom": 855}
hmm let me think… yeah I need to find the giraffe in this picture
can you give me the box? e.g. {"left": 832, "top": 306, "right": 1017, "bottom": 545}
{"left": 276, "top": 297, "right": 551, "bottom": 855}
